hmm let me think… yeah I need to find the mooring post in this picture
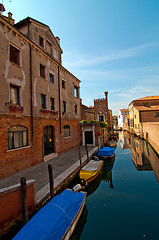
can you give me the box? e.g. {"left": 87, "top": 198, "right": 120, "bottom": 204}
{"left": 79, "top": 146, "right": 82, "bottom": 168}
{"left": 98, "top": 142, "right": 99, "bottom": 151}
{"left": 85, "top": 144, "right": 89, "bottom": 160}
{"left": 20, "top": 177, "right": 28, "bottom": 224}
{"left": 48, "top": 164, "right": 54, "bottom": 199}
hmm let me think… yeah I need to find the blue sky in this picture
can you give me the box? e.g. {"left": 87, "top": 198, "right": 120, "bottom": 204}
{"left": 2, "top": 0, "right": 159, "bottom": 115}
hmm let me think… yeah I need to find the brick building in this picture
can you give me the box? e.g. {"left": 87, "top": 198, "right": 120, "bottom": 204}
{"left": 0, "top": 13, "right": 81, "bottom": 179}
{"left": 81, "top": 92, "right": 112, "bottom": 127}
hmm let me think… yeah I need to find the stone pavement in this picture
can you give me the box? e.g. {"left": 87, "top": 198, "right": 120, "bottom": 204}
{"left": 0, "top": 146, "right": 98, "bottom": 203}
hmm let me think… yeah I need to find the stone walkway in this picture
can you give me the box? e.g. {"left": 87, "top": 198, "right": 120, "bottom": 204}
{"left": 0, "top": 146, "right": 98, "bottom": 203}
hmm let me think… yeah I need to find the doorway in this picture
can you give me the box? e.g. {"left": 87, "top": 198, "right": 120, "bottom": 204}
{"left": 44, "top": 126, "right": 54, "bottom": 156}
{"left": 85, "top": 131, "right": 93, "bottom": 145}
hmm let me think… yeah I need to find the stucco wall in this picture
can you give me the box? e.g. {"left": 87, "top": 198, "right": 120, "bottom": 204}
{"left": 142, "top": 122, "right": 159, "bottom": 155}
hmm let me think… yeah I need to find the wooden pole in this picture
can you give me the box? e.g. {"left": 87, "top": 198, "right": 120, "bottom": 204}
{"left": 20, "top": 177, "right": 28, "bottom": 224}
{"left": 85, "top": 144, "right": 89, "bottom": 160}
{"left": 48, "top": 164, "right": 54, "bottom": 198}
{"left": 78, "top": 146, "right": 82, "bottom": 168}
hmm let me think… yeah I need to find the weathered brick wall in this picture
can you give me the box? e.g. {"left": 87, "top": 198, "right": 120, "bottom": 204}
{"left": 0, "top": 114, "right": 34, "bottom": 179}
{"left": 0, "top": 180, "right": 35, "bottom": 230}
{"left": 59, "top": 119, "right": 82, "bottom": 153}
{"left": 0, "top": 114, "right": 81, "bottom": 179}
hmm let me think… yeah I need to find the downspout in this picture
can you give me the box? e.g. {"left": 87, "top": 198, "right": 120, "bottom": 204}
{"left": 28, "top": 21, "right": 33, "bottom": 142}
{"left": 29, "top": 43, "right": 33, "bottom": 142}
{"left": 58, "top": 66, "right": 61, "bottom": 133}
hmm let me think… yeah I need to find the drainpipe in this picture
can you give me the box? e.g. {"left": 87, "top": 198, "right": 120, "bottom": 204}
{"left": 58, "top": 66, "right": 61, "bottom": 133}
{"left": 29, "top": 43, "right": 33, "bottom": 142}
{"left": 28, "top": 21, "right": 33, "bottom": 142}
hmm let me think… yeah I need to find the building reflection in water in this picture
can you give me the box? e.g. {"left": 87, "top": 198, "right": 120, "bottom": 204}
{"left": 119, "top": 131, "right": 131, "bottom": 149}
{"left": 119, "top": 131, "right": 159, "bottom": 183}
{"left": 101, "top": 156, "right": 115, "bottom": 189}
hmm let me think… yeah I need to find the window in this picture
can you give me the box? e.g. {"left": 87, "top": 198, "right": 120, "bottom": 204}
{"left": 10, "top": 85, "right": 19, "bottom": 104}
{"left": 99, "top": 115, "right": 104, "bottom": 121}
{"left": 50, "top": 98, "right": 55, "bottom": 110}
{"left": 63, "top": 125, "right": 70, "bottom": 138}
{"left": 63, "top": 101, "right": 66, "bottom": 113}
{"left": 49, "top": 73, "right": 55, "bottom": 83}
{"left": 8, "top": 126, "right": 28, "bottom": 150}
{"left": 75, "top": 105, "right": 77, "bottom": 114}
{"left": 46, "top": 41, "right": 51, "bottom": 54}
{"left": 39, "top": 36, "right": 44, "bottom": 48}
{"left": 62, "top": 80, "right": 66, "bottom": 89}
{"left": 154, "top": 112, "right": 159, "bottom": 118}
{"left": 74, "top": 86, "right": 79, "bottom": 98}
{"left": 134, "top": 114, "right": 136, "bottom": 119}
{"left": 10, "top": 45, "right": 20, "bottom": 65}
{"left": 41, "top": 94, "right": 46, "bottom": 109}
{"left": 40, "top": 64, "right": 46, "bottom": 79}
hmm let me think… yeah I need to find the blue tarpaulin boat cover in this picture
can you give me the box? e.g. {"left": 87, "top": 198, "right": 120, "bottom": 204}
{"left": 13, "top": 189, "right": 86, "bottom": 240}
{"left": 98, "top": 147, "right": 115, "bottom": 157}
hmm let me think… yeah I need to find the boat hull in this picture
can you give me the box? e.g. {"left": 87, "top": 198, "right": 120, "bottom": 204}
{"left": 62, "top": 193, "right": 86, "bottom": 240}
{"left": 79, "top": 160, "right": 103, "bottom": 183}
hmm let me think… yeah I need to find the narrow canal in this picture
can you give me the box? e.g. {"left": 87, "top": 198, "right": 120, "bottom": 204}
{"left": 71, "top": 131, "right": 159, "bottom": 240}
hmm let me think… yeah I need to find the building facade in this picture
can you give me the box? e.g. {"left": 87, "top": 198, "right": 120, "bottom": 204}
{"left": 128, "top": 96, "right": 159, "bottom": 154}
{"left": 0, "top": 14, "right": 81, "bottom": 179}
{"left": 118, "top": 109, "right": 129, "bottom": 129}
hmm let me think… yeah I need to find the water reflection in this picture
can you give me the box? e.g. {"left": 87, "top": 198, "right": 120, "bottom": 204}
{"left": 101, "top": 156, "right": 115, "bottom": 189}
{"left": 86, "top": 173, "right": 102, "bottom": 196}
{"left": 119, "top": 131, "right": 159, "bottom": 183}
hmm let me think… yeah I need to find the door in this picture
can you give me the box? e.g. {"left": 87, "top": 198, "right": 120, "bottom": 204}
{"left": 44, "top": 126, "right": 54, "bottom": 156}
{"left": 85, "top": 131, "right": 93, "bottom": 145}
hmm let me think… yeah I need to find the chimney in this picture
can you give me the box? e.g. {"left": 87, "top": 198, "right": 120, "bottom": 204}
{"left": 8, "top": 12, "right": 15, "bottom": 25}
{"left": 2, "top": 12, "right": 15, "bottom": 25}
{"left": 104, "top": 92, "right": 108, "bottom": 111}
{"left": 56, "top": 36, "right": 60, "bottom": 46}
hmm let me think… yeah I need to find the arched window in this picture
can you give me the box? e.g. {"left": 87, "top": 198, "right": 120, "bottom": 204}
{"left": 63, "top": 125, "right": 70, "bottom": 138}
{"left": 8, "top": 126, "right": 28, "bottom": 150}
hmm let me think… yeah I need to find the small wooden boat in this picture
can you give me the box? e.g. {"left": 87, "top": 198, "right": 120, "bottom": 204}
{"left": 79, "top": 160, "right": 103, "bottom": 183}
{"left": 106, "top": 140, "right": 117, "bottom": 148}
{"left": 98, "top": 146, "right": 115, "bottom": 159}
{"left": 13, "top": 189, "right": 86, "bottom": 240}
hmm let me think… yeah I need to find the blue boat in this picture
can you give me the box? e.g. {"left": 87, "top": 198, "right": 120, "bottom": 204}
{"left": 13, "top": 189, "right": 86, "bottom": 240}
{"left": 98, "top": 146, "right": 115, "bottom": 159}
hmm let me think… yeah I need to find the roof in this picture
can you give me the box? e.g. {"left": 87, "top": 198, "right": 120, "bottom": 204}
{"left": 137, "top": 96, "right": 159, "bottom": 101}
{"left": 120, "top": 109, "right": 129, "bottom": 112}
{"left": 15, "top": 17, "right": 63, "bottom": 53}
{"left": 0, "top": 15, "right": 80, "bottom": 83}
{"left": 129, "top": 96, "right": 159, "bottom": 105}
{"left": 134, "top": 105, "right": 159, "bottom": 111}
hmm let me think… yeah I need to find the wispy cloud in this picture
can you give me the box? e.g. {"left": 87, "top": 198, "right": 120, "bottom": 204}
{"left": 63, "top": 42, "right": 159, "bottom": 68}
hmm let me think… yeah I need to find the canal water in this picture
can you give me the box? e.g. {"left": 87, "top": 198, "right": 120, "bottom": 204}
{"left": 71, "top": 131, "right": 159, "bottom": 240}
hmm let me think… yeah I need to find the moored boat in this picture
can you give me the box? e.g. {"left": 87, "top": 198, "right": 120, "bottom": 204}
{"left": 79, "top": 160, "right": 103, "bottom": 183}
{"left": 106, "top": 140, "right": 117, "bottom": 148}
{"left": 98, "top": 146, "right": 115, "bottom": 159}
{"left": 13, "top": 189, "right": 86, "bottom": 240}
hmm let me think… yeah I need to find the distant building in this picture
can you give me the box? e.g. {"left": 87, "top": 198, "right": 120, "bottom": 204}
{"left": 112, "top": 116, "right": 118, "bottom": 129}
{"left": 129, "top": 96, "right": 159, "bottom": 133}
{"left": 128, "top": 95, "right": 159, "bottom": 154}
{"left": 118, "top": 109, "right": 129, "bottom": 129}
{"left": 81, "top": 92, "right": 113, "bottom": 129}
